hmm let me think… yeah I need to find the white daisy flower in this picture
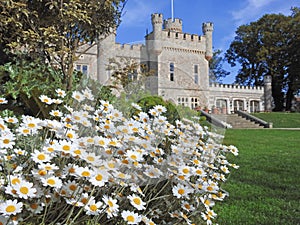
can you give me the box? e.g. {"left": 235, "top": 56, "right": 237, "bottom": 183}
{"left": 14, "top": 180, "right": 37, "bottom": 199}
{"left": 128, "top": 194, "right": 146, "bottom": 211}
{"left": 41, "top": 176, "right": 62, "bottom": 189}
{"left": 4, "top": 117, "right": 18, "bottom": 124}
{"left": 31, "top": 150, "right": 52, "bottom": 164}
{"left": 76, "top": 166, "right": 93, "bottom": 178}
{"left": 89, "top": 169, "right": 109, "bottom": 187}
{"left": 121, "top": 210, "right": 142, "bottom": 224}
{"left": 55, "top": 89, "right": 66, "bottom": 98}
{"left": 72, "top": 91, "right": 85, "bottom": 102}
{"left": 84, "top": 199, "right": 103, "bottom": 215}
{"left": 172, "top": 184, "right": 194, "bottom": 199}
{"left": 102, "top": 195, "right": 119, "bottom": 218}
{"left": 0, "top": 132, "right": 15, "bottom": 149}
{"left": 50, "top": 110, "right": 63, "bottom": 117}
{"left": 131, "top": 103, "right": 142, "bottom": 111}
{"left": 0, "top": 199, "right": 23, "bottom": 216}
{"left": 0, "top": 97, "right": 8, "bottom": 104}
{"left": 39, "top": 95, "right": 53, "bottom": 105}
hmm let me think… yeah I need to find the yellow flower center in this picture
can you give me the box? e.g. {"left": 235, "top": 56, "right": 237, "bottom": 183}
{"left": 108, "top": 200, "right": 114, "bottom": 207}
{"left": 182, "top": 168, "right": 189, "bottom": 174}
{"left": 178, "top": 189, "right": 185, "bottom": 195}
{"left": 81, "top": 171, "right": 91, "bottom": 177}
{"left": 87, "top": 156, "right": 95, "bottom": 162}
{"left": 28, "top": 123, "right": 35, "bottom": 128}
{"left": 6, "top": 205, "right": 16, "bottom": 213}
{"left": 3, "top": 139, "right": 10, "bottom": 144}
{"left": 133, "top": 198, "right": 141, "bottom": 205}
{"left": 11, "top": 178, "right": 20, "bottom": 185}
{"left": 62, "top": 145, "right": 70, "bottom": 151}
{"left": 47, "top": 179, "right": 56, "bottom": 186}
{"left": 95, "top": 174, "right": 103, "bottom": 181}
{"left": 20, "top": 186, "right": 29, "bottom": 194}
{"left": 37, "top": 154, "right": 46, "bottom": 160}
{"left": 90, "top": 204, "right": 98, "bottom": 211}
{"left": 127, "top": 215, "right": 135, "bottom": 222}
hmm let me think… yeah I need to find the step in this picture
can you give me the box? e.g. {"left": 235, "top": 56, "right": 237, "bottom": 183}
{"left": 211, "top": 114, "right": 263, "bottom": 129}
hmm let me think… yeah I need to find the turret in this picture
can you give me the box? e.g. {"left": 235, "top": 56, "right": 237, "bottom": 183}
{"left": 150, "top": 13, "right": 163, "bottom": 54}
{"left": 151, "top": 13, "right": 163, "bottom": 37}
{"left": 163, "top": 18, "right": 182, "bottom": 32}
{"left": 202, "top": 22, "right": 213, "bottom": 61}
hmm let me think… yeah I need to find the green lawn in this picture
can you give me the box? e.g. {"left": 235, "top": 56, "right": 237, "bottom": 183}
{"left": 252, "top": 112, "right": 300, "bottom": 128}
{"left": 215, "top": 129, "right": 300, "bottom": 225}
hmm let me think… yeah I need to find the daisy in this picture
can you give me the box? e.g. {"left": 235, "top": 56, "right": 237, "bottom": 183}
{"left": 220, "top": 165, "right": 230, "bottom": 174}
{"left": 76, "top": 166, "right": 93, "bottom": 178}
{"left": 102, "top": 195, "right": 119, "bottom": 218}
{"left": 50, "top": 110, "right": 63, "bottom": 117}
{"left": 72, "top": 91, "right": 85, "bottom": 102}
{"left": 181, "top": 201, "right": 195, "bottom": 212}
{"left": 131, "top": 103, "right": 142, "bottom": 111}
{"left": 84, "top": 199, "right": 103, "bottom": 215}
{"left": 121, "top": 210, "right": 142, "bottom": 224}
{"left": 26, "top": 202, "right": 44, "bottom": 214}
{"left": 178, "top": 165, "right": 194, "bottom": 178}
{"left": 81, "top": 152, "right": 102, "bottom": 166}
{"left": 38, "top": 163, "right": 59, "bottom": 172}
{"left": 4, "top": 117, "right": 18, "bottom": 124}
{"left": 142, "top": 217, "right": 156, "bottom": 225}
{"left": 39, "top": 95, "right": 53, "bottom": 105}
{"left": 0, "top": 119, "right": 8, "bottom": 132}
{"left": 0, "top": 97, "right": 8, "bottom": 104}
{"left": 0, "top": 199, "right": 23, "bottom": 216}
{"left": 41, "top": 176, "right": 62, "bottom": 189}
{"left": 125, "top": 149, "right": 143, "bottom": 162}
{"left": 55, "top": 89, "right": 66, "bottom": 98}
{"left": 89, "top": 169, "right": 109, "bottom": 187}
{"left": 172, "top": 184, "right": 194, "bottom": 199}
{"left": 143, "top": 165, "right": 163, "bottom": 179}
{"left": 31, "top": 150, "right": 52, "bottom": 164}
{"left": 128, "top": 194, "right": 146, "bottom": 210}
{"left": 14, "top": 180, "right": 37, "bottom": 199}
{"left": 200, "top": 196, "right": 215, "bottom": 208}
{"left": 82, "top": 88, "right": 94, "bottom": 101}
{"left": 52, "top": 99, "right": 63, "bottom": 104}
{"left": 13, "top": 149, "right": 27, "bottom": 156}
{"left": 55, "top": 140, "right": 75, "bottom": 154}
{"left": 0, "top": 132, "right": 15, "bottom": 149}
{"left": 154, "top": 105, "right": 167, "bottom": 114}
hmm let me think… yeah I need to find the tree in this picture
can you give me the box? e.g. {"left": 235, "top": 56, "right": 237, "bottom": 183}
{"left": 209, "top": 49, "right": 230, "bottom": 83}
{"left": 225, "top": 8, "right": 300, "bottom": 111}
{"left": 0, "top": 0, "right": 126, "bottom": 90}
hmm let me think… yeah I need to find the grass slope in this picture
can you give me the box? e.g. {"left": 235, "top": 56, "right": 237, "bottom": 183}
{"left": 215, "top": 129, "right": 300, "bottom": 225}
{"left": 252, "top": 112, "right": 300, "bottom": 128}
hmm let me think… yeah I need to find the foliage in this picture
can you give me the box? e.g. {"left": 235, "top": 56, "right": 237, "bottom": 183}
{"left": 209, "top": 49, "right": 230, "bottom": 83}
{"left": 0, "top": 59, "right": 82, "bottom": 118}
{"left": 0, "top": 87, "right": 238, "bottom": 225}
{"left": 136, "top": 96, "right": 180, "bottom": 125}
{"left": 0, "top": 0, "right": 126, "bottom": 89}
{"left": 225, "top": 7, "right": 300, "bottom": 111}
{"left": 217, "top": 129, "right": 299, "bottom": 225}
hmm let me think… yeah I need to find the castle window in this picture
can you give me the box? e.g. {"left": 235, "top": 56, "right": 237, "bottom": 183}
{"left": 191, "top": 97, "right": 199, "bottom": 109}
{"left": 194, "top": 65, "right": 199, "bottom": 84}
{"left": 75, "top": 64, "right": 89, "bottom": 75}
{"left": 170, "top": 63, "right": 174, "bottom": 81}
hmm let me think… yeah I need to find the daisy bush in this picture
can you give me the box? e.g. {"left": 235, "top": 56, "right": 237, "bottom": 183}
{"left": 0, "top": 86, "right": 238, "bottom": 225}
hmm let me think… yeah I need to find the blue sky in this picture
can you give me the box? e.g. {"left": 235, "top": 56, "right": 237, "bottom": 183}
{"left": 116, "top": 0, "right": 299, "bottom": 83}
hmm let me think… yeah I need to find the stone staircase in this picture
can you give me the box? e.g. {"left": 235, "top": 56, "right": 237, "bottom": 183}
{"left": 212, "top": 114, "right": 264, "bottom": 129}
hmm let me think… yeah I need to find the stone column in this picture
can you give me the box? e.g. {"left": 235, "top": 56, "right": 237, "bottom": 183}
{"left": 264, "top": 75, "right": 272, "bottom": 112}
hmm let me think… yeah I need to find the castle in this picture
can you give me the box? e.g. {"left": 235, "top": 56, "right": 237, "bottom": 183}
{"left": 76, "top": 13, "right": 271, "bottom": 114}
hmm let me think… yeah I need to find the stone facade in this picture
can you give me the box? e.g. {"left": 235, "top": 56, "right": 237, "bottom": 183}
{"left": 76, "top": 13, "right": 269, "bottom": 113}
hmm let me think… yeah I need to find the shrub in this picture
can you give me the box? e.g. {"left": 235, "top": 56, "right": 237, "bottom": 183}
{"left": 0, "top": 87, "right": 238, "bottom": 225}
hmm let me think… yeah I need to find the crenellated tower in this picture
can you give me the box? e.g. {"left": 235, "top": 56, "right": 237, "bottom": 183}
{"left": 163, "top": 18, "right": 182, "bottom": 32}
{"left": 202, "top": 22, "right": 213, "bottom": 61}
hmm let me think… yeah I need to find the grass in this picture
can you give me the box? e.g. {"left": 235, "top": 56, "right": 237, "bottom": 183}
{"left": 252, "top": 112, "right": 300, "bottom": 128}
{"left": 215, "top": 129, "right": 300, "bottom": 225}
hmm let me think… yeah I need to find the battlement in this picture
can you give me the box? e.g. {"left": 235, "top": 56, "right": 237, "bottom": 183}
{"left": 162, "top": 30, "right": 204, "bottom": 42}
{"left": 210, "top": 83, "right": 263, "bottom": 91}
{"left": 151, "top": 13, "right": 163, "bottom": 24}
{"left": 115, "top": 43, "right": 144, "bottom": 51}
{"left": 202, "top": 22, "right": 214, "bottom": 33}
{"left": 163, "top": 18, "right": 182, "bottom": 32}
